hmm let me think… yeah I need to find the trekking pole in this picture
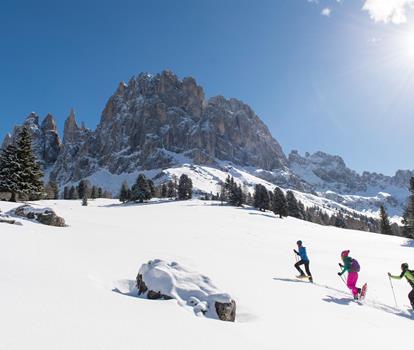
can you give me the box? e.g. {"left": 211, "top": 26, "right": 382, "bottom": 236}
{"left": 388, "top": 275, "right": 398, "bottom": 308}
{"left": 338, "top": 273, "right": 347, "bottom": 287}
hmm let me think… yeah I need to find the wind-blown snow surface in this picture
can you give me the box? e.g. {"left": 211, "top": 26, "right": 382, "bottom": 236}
{"left": 0, "top": 199, "right": 412, "bottom": 350}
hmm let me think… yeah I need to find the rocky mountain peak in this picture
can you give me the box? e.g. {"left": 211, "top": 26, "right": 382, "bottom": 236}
{"left": 24, "top": 112, "right": 40, "bottom": 128}
{"left": 63, "top": 109, "right": 81, "bottom": 144}
{"left": 41, "top": 113, "right": 58, "bottom": 132}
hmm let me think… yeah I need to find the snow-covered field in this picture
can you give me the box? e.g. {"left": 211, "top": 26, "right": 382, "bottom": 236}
{"left": 0, "top": 199, "right": 412, "bottom": 350}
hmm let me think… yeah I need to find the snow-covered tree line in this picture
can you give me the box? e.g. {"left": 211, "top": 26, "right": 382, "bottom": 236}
{"left": 118, "top": 173, "right": 193, "bottom": 203}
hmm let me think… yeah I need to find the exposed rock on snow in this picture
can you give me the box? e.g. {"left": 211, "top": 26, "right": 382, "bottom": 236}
{"left": 12, "top": 205, "right": 66, "bottom": 227}
{"left": 136, "top": 259, "right": 236, "bottom": 321}
{"left": 0, "top": 211, "right": 21, "bottom": 225}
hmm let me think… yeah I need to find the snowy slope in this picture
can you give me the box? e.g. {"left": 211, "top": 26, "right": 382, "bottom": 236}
{"left": 0, "top": 199, "right": 412, "bottom": 350}
{"left": 77, "top": 163, "right": 384, "bottom": 222}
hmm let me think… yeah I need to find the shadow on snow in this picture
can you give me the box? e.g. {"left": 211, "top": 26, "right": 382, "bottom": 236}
{"left": 273, "top": 277, "right": 414, "bottom": 321}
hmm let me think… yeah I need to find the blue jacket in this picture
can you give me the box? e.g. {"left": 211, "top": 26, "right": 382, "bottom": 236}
{"left": 296, "top": 246, "right": 309, "bottom": 262}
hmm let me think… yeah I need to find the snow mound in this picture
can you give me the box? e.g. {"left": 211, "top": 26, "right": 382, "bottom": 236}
{"left": 137, "top": 259, "right": 235, "bottom": 320}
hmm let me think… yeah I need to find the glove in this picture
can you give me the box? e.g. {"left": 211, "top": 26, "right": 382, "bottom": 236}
{"left": 338, "top": 263, "right": 343, "bottom": 268}
{"left": 337, "top": 272, "right": 342, "bottom": 276}
{"left": 387, "top": 272, "right": 391, "bottom": 277}
{"left": 293, "top": 249, "right": 298, "bottom": 255}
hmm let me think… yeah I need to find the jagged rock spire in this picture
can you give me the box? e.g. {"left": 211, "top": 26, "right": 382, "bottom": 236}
{"left": 63, "top": 108, "right": 80, "bottom": 144}
{"left": 41, "top": 113, "right": 58, "bottom": 132}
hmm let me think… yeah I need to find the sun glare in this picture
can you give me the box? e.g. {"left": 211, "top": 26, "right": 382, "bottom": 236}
{"left": 396, "top": 27, "right": 414, "bottom": 60}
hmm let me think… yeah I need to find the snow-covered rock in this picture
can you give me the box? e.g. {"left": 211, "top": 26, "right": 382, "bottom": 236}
{"left": 136, "top": 259, "right": 236, "bottom": 321}
{"left": 11, "top": 204, "right": 66, "bottom": 227}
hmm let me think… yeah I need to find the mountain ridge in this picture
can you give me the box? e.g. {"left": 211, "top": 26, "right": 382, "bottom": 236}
{"left": 1, "top": 70, "right": 412, "bottom": 216}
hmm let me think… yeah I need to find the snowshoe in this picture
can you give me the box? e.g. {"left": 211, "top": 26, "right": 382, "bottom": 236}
{"left": 296, "top": 274, "right": 307, "bottom": 279}
{"left": 359, "top": 283, "right": 368, "bottom": 301}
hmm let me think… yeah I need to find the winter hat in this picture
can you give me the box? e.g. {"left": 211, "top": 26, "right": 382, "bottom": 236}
{"left": 296, "top": 240, "right": 302, "bottom": 246}
{"left": 341, "top": 250, "right": 350, "bottom": 258}
{"left": 401, "top": 263, "right": 409, "bottom": 270}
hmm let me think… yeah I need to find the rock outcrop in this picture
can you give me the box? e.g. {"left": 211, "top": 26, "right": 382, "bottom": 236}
{"left": 12, "top": 205, "right": 66, "bottom": 227}
{"left": 47, "top": 71, "right": 288, "bottom": 183}
{"left": 136, "top": 259, "right": 236, "bottom": 321}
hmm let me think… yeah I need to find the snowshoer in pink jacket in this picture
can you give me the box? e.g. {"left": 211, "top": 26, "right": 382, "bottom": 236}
{"left": 338, "top": 250, "right": 362, "bottom": 300}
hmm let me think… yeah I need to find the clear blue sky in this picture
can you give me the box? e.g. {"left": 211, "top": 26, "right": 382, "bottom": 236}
{"left": 1, "top": 0, "right": 413, "bottom": 175}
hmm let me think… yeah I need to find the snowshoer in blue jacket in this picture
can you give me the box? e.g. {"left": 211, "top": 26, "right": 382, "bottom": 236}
{"left": 294, "top": 240, "right": 313, "bottom": 283}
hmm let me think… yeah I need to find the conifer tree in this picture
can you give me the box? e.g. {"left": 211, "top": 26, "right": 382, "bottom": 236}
{"left": 15, "top": 126, "right": 44, "bottom": 200}
{"left": 167, "top": 180, "right": 177, "bottom": 198}
{"left": 178, "top": 174, "right": 193, "bottom": 200}
{"left": 253, "top": 184, "right": 270, "bottom": 211}
{"left": 119, "top": 181, "right": 131, "bottom": 203}
{"left": 97, "top": 187, "right": 103, "bottom": 198}
{"left": 63, "top": 186, "right": 70, "bottom": 200}
{"left": 161, "top": 184, "right": 167, "bottom": 198}
{"left": 82, "top": 193, "right": 88, "bottom": 206}
{"left": 379, "top": 205, "right": 393, "bottom": 235}
{"left": 77, "top": 180, "right": 89, "bottom": 199}
{"left": 286, "top": 191, "right": 301, "bottom": 218}
{"left": 272, "top": 187, "right": 288, "bottom": 218}
{"left": 91, "top": 186, "right": 98, "bottom": 199}
{"left": 147, "top": 179, "right": 156, "bottom": 197}
{"left": 402, "top": 177, "right": 414, "bottom": 239}
{"left": 45, "top": 181, "right": 59, "bottom": 199}
{"left": 131, "top": 174, "right": 152, "bottom": 203}
{"left": 69, "top": 186, "right": 79, "bottom": 200}
{"left": 0, "top": 144, "right": 22, "bottom": 202}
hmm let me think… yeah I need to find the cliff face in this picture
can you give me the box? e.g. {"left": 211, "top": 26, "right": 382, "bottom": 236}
{"left": 47, "top": 71, "right": 288, "bottom": 183}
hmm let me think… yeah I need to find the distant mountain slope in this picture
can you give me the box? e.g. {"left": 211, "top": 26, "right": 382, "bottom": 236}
{"left": 289, "top": 150, "right": 413, "bottom": 216}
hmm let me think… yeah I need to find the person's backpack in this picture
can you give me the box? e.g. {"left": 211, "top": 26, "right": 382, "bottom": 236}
{"left": 350, "top": 258, "right": 360, "bottom": 272}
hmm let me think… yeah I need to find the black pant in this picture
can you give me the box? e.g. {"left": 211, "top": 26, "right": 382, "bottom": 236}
{"left": 295, "top": 260, "right": 312, "bottom": 277}
{"left": 409, "top": 289, "right": 414, "bottom": 309}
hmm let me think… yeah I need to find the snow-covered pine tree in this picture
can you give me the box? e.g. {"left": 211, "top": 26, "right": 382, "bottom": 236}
{"left": 15, "top": 126, "right": 44, "bottom": 200}
{"left": 0, "top": 144, "right": 21, "bottom": 202}
{"left": 379, "top": 205, "right": 393, "bottom": 235}
{"left": 402, "top": 177, "right": 414, "bottom": 239}
{"left": 131, "top": 174, "right": 152, "bottom": 203}
{"left": 253, "top": 184, "right": 269, "bottom": 211}
{"left": 178, "top": 174, "right": 192, "bottom": 200}
{"left": 272, "top": 187, "right": 288, "bottom": 218}
{"left": 167, "top": 180, "right": 177, "bottom": 198}
{"left": 119, "top": 181, "right": 131, "bottom": 203}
